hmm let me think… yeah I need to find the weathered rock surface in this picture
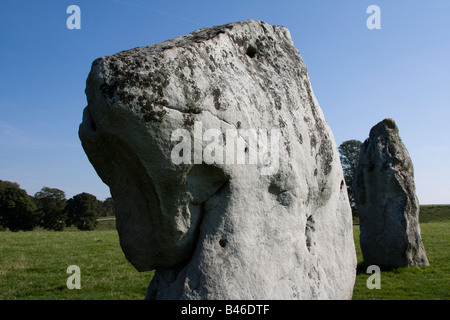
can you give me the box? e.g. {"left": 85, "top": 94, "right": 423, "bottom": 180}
{"left": 79, "top": 20, "right": 356, "bottom": 299}
{"left": 354, "top": 119, "right": 429, "bottom": 268}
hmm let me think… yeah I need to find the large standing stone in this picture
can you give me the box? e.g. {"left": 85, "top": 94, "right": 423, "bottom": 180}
{"left": 79, "top": 20, "right": 356, "bottom": 299}
{"left": 354, "top": 119, "right": 429, "bottom": 268}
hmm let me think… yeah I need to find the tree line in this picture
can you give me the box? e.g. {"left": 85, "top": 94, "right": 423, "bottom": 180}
{"left": 0, "top": 180, "right": 114, "bottom": 232}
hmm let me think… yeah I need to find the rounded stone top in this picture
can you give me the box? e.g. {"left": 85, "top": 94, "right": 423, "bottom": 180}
{"left": 369, "top": 118, "right": 399, "bottom": 138}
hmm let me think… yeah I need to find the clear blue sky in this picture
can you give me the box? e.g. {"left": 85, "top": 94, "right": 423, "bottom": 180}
{"left": 1, "top": 0, "right": 449, "bottom": 204}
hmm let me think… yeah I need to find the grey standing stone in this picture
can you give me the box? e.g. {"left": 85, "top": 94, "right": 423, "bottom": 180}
{"left": 354, "top": 119, "right": 429, "bottom": 268}
{"left": 79, "top": 20, "right": 356, "bottom": 299}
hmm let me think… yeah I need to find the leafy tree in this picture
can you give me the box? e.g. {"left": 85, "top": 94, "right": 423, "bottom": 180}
{"left": 100, "top": 197, "right": 115, "bottom": 217}
{"left": 338, "top": 140, "right": 362, "bottom": 216}
{"left": 65, "top": 192, "right": 99, "bottom": 231}
{"left": 34, "top": 187, "right": 67, "bottom": 231}
{"left": 0, "top": 179, "right": 20, "bottom": 191}
{"left": 0, "top": 185, "right": 37, "bottom": 231}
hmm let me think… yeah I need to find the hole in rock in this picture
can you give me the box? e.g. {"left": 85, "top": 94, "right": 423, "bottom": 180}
{"left": 305, "top": 215, "right": 315, "bottom": 252}
{"left": 219, "top": 239, "right": 227, "bottom": 248}
{"left": 268, "top": 184, "right": 281, "bottom": 196}
{"left": 246, "top": 45, "right": 257, "bottom": 58}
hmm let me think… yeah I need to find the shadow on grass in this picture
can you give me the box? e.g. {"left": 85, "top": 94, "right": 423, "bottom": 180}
{"left": 356, "top": 261, "right": 400, "bottom": 275}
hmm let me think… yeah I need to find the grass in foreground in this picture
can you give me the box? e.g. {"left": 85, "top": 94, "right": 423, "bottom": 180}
{"left": 351, "top": 205, "right": 450, "bottom": 300}
{"left": 0, "top": 206, "right": 448, "bottom": 299}
{"left": 0, "top": 228, "right": 153, "bottom": 299}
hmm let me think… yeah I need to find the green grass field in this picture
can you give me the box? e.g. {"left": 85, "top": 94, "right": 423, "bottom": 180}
{"left": 0, "top": 206, "right": 448, "bottom": 300}
{"left": 0, "top": 227, "right": 153, "bottom": 300}
{"left": 352, "top": 205, "right": 449, "bottom": 300}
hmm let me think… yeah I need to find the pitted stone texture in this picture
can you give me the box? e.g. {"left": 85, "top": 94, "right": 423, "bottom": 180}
{"left": 79, "top": 20, "right": 356, "bottom": 299}
{"left": 354, "top": 119, "right": 429, "bottom": 268}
